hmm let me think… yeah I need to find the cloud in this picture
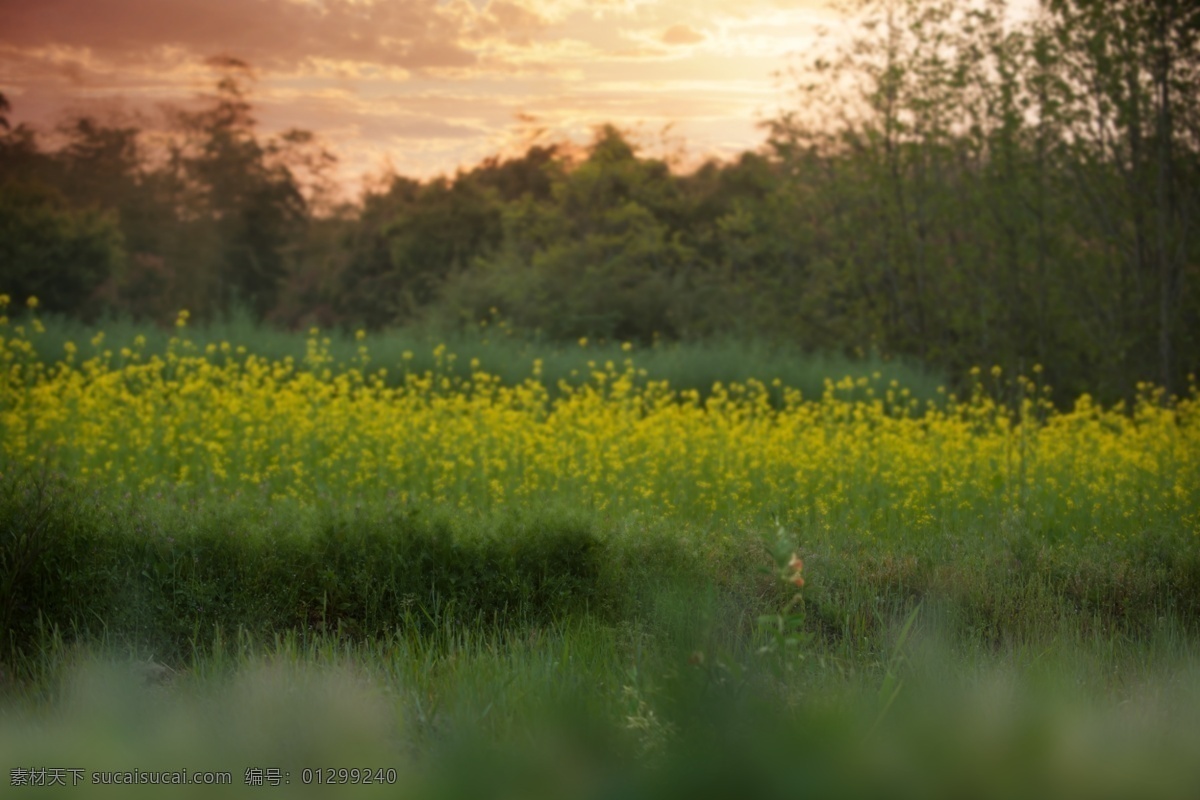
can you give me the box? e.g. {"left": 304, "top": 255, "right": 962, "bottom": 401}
{"left": 661, "top": 24, "right": 705, "bottom": 46}
{"left": 0, "top": 0, "right": 510, "bottom": 72}
{"left": 0, "top": 0, "right": 845, "bottom": 186}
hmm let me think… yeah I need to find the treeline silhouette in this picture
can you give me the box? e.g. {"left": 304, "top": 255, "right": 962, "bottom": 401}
{"left": 1, "top": 0, "right": 1197, "bottom": 400}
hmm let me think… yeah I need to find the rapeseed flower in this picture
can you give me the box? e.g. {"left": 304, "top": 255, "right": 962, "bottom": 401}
{"left": 0, "top": 318, "right": 1195, "bottom": 542}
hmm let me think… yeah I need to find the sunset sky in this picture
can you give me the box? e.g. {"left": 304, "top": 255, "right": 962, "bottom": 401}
{"left": 0, "top": 0, "right": 848, "bottom": 194}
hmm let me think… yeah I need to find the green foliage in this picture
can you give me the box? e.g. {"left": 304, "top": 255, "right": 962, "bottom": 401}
{"left": 0, "top": 181, "right": 125, "bottom": 316}
{"left": 337, "top": 175, "right": 503, "bottom": 327}
{"left": 168, "top": 70, "right": 308, "bottom": 319}
{"left": 443, "top": 126, "right": 715, "bottom": 342}
{"left": 0, "top": 66, "right": 314, "bottom": 325}
{"left": 766, "top": 0, "right": 1200, "bottom": 399}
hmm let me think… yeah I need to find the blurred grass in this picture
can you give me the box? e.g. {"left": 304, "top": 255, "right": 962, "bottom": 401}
{"left": 3, "top": 466, "right": 1200, "bottom": 797}
{"left": 3, "top": 614, "right": 1199, "bottom": 799}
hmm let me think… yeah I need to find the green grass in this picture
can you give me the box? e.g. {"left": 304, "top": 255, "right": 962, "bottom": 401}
{"left": 4, "top": 606, "right": 1199, "bottom": 799}
{"left": 23, "top": 309, "right": 946, "bottom": 403}
{"left": 2, "top": 466, "right": 1199, "bottom": 797}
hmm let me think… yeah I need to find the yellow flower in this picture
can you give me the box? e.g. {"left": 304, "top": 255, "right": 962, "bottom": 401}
{"left": 26, "top": 296, "right": 39, "bottom": 309}
{"left": 0, "top": 312, "right": 1193, "bottom": 542}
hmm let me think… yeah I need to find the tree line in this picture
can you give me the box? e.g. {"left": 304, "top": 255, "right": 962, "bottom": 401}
{"left": 1, "top": 0, "right": 1197, "bottom": 400}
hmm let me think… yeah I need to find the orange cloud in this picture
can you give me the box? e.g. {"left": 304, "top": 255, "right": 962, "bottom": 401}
{"left": 0, "top": 0, "right": 847, "bottom": 187}
{"left": 1, "top": 0, "right": 491, "bottom": 71}
{"left": 661, "top": 24, "right": 705, "bottom": 46}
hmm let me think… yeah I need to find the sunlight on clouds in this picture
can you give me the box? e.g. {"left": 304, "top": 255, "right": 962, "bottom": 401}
{"left": 467, "top": 35, "right": 606, "bottom": 70}
{"left": 291, "top": 58, "right": 413, "bottom": 82}
{"left": 1, "top": 0, "right": 842, "bottom": 187}
{"left": 661, "top": 24, "right": 707, "bottom": 46}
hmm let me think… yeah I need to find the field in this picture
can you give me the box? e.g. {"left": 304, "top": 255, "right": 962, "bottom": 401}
{"left": 3, "top": 302, "right": 1200, "bottom": 798}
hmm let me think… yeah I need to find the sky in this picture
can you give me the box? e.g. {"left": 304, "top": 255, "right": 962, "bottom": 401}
{"left": 0, "top": 0, "right": 844, "bottom": 195}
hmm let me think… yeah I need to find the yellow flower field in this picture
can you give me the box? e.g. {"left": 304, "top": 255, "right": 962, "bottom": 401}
{"left": 2, "top": 306, "right": 1197, "bottom": 540}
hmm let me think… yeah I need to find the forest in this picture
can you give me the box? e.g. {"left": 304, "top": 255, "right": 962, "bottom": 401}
{"left": 3, "top": 0, "right": 1198, "bottom": 401}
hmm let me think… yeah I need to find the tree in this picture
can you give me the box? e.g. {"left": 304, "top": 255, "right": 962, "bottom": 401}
{"left": 0, "top": 96, "right": 56, "bottom": 189}
{"left": 1046, "top": 0, "right": 1200, "bottom": 393}
{"left": 166, "top": 59, "right": 308, "bottom": 319}
{"left": 337, "top": 143, "right": 572, "bottom": 330}
{"left": 0, "top": 181, "right": 126, "bottom": 316}
{"left": 442, "top": 126, "right": 696, "bottom": 341}
{"left": 337, "top": 174, "right": 504, "bottom": 328}
{"left": 762, "top": 0, "right": 1199, "bottom": 397}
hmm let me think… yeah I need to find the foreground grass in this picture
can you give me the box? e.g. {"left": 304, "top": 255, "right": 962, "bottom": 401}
{"left": 3, "top": 471, "right": 1199, "bottom": 798}
{"left": 4, "top": 619, "right": 1199, "bottom": 800}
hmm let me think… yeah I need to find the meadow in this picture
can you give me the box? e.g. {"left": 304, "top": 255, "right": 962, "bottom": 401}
{"left": 2, "top": 299, "right": 1200, "bottom": 798}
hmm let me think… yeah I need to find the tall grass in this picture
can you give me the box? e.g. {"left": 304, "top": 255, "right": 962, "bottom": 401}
{"left": 24, "top": 308, "right": 946, "bottom": 403}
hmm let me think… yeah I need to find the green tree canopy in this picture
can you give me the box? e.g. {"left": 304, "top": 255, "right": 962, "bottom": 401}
{"left": 0, "top": 180, "right": 126, "bottom": 316}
